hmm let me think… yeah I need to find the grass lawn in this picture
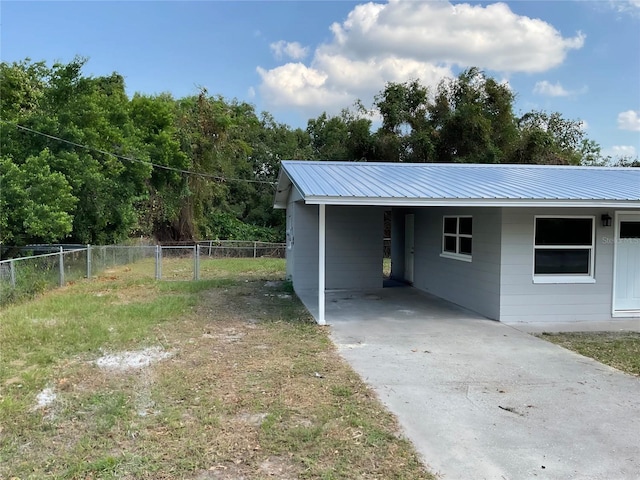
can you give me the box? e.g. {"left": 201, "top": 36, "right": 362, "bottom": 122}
{"left": 0, "top": 258, "right": 432, "bottom": 479}
{"left": 537, "top": 331, "right": 640, "bottom": 376}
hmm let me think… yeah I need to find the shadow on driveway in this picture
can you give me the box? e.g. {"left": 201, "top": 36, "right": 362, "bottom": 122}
{"left": 327, "top": 287, "right": 640, "bottom": 480}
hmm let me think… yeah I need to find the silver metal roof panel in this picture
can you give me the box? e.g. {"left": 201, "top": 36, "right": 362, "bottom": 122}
{"left": 274, "top": 161, "right": 640, "bottom": 208}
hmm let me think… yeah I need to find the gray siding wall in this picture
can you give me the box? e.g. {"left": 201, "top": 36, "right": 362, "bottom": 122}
{"left": 285, "top": 187, "right": 304, "bottom": 281}
{"left": 288, "top": 202, "right": 383, "bottom": 295}
{"left": 499, "top": 208, "right": 616, "bottom": 323}
{"left": 290, "top": 201, "right": 319, "bottom": 294}
{"left": 411, "top": 207, "right": 502, "bottom": 320}
{"left": 326, "top": 206, "right": 384, "bottom": 290}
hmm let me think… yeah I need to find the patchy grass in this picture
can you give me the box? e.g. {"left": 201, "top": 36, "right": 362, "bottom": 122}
{"left": 0, "top": 258, "right": 432, "bottom": 479}
{"left": 538, "top": 331, "right": 640, "bottom": 376}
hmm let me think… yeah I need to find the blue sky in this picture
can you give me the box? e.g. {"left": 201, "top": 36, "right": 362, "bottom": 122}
{"left": 2, "top": 0, "right": 639, "bottom": 160}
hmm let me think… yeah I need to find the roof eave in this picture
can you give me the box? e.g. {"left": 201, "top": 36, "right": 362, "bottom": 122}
{"left": 273, "top": 167, "right": 293, "bottom": 209}
{"left": 301, "top": 196, "right": 640, "bottom": 208}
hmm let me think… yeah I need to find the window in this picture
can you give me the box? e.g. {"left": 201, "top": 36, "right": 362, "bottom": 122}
{"left": 533, "top": 217, "right": 595, "bottom": 283}
{"left": 441, "top": 216, "right": 472, "bottom": 261}
{"left": 620, "top": 221, "right": 640, "bottom": 239}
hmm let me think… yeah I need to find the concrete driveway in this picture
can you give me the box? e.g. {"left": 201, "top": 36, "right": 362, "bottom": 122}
{"left": 327, "top": 287, "right": 640, "bottom": 480}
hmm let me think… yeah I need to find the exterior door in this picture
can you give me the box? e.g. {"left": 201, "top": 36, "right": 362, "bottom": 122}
{"left": 404, "top": 214, "right": 415, "bottom": 284}
{"left": 613, "top": 214, "right": 640, "bottom": 313}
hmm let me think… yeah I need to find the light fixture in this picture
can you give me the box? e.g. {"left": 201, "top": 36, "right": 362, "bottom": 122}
{"left": 601, "top": 213, "right": 612, "bottom": 227}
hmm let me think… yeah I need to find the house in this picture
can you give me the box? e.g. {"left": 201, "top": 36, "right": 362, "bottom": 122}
{"left": 274, "top": 161, "right": 640, "bottom": 326}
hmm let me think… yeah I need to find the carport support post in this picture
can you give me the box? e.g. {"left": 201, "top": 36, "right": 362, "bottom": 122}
{"left": 318, "top": 204, "right": 326, "bottom": 325}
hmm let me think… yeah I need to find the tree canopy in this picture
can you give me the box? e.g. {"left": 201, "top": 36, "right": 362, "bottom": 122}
{"left": 1, "top": 59, "right": 629, "bottom": 251}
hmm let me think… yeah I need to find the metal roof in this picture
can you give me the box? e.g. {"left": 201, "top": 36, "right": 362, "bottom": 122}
{"left": 274, "top": 161, "right": 640, "bottom": 208}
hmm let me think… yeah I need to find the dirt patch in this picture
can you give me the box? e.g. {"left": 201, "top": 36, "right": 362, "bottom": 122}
{"left": 94, "top": 346, "right": 172, "bottom": 371}
{"left": 191, "top": 456, "right": 300, "bottom": 480}
{"left": 33, "top": 387, "right": 56, "bottom": 410}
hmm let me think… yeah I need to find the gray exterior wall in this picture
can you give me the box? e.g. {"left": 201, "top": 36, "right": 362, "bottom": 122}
{"left": 405, "top": 207, "right": 502, "bottom": 320}
{"left": 326, "top": 206, "right": 384, "bottom": 290}
{"left": 287, "top": 200, "right": 383, "bottom": 297}
{"left": 288, "top": 201, "right": 319, "bottom": 294}
{"left": 498, "top": 207, "right": 618, "bottom": 324}
{"left": 285, "top": 186, "right": 304, "bottom": 281}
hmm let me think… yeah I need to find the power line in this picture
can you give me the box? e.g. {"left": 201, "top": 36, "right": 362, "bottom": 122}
{"left": 2, "top": 121, "right": 277, "bottom": 185}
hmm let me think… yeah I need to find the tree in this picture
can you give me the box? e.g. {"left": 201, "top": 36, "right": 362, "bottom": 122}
{"left": 430, "top": 68, "right": 517, "bottom": 163}
{"left": 307, "top": 110, "right": 373, "bottom": 161}
{"left": 129, "top": 93, "right": 190, "bottom": 239}
{"left": 241, "top": 112, "right": 313, "bottom": 237}
{"left": 373, "top": 80, "right": 435, "bottom": 162}
{"left": 511, "top": 111, "right": 588, "bottom": 165}
{"left": 1, "top": 58, "right": 152, "bottom": 245}
{"left": 0, "top": 150, "right": 77, "bottom": 246}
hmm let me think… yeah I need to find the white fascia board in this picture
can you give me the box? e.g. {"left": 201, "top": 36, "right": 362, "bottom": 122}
{"left": 302, "top": 196, "right": 640, "bottom": 208}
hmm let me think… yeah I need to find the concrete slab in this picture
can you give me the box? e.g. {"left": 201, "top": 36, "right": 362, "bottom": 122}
{"left": 327, "top": 287, "right": 640, "bottom": 480}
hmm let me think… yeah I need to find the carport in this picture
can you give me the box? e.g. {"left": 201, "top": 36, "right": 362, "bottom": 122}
{"left": 326, "top": 286, "right": 640, "bottom": 479}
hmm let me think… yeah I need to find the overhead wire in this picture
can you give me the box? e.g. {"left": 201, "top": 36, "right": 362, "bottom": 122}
{"left": 1, "top": 121, "right": 278, "bottom": 185}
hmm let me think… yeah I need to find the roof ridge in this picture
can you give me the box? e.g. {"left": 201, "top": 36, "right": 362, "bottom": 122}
{"left": 280, "top": 160, "right": 636, "bottom": 171}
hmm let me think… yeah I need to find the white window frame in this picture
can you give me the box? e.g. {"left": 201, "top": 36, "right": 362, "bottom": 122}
{"left": 440, "top": 215, "right": 472, "bottom": 262}
{"left": 532, "top": 215, "right": 596, "bottom": 284}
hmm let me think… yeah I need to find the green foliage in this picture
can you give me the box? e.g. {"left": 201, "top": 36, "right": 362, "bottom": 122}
{"left": 1, "top": 58, "right": 612, "bottom": 249}
{"left": 367, "top": 69, "right": 603, "bottom": 166}
{"left": 512, "top": 111, "right": 587, "bottom": 165}
{"left": 0, "top": 149, "right": 77, "bottom": 245}
{"left": 307, "top": 110, "right": 373, "bottom": 161}
{"left": 205, "top": 212, "right": 280, "bottom": 242}
{"left": 1, "top": 58, "right": 151, "bottom": 245}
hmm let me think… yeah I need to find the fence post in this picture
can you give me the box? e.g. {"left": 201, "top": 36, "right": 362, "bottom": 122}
{"left": 59, "top": 246, "right": 65, "bottom": 286}
{"left": 155, "top": 245, "right": 162, "bottom": 280}
{"left": 194, "top": 244, "right": 200, "bottom": 281}
{"left": 86, "top": 244, "right": 92, "bottom": 278}
{"left": 253, "top": 241, "right": 257, "bottom": 258}
{"left": 9, "top": 260, "right": 16, "bottom": 288}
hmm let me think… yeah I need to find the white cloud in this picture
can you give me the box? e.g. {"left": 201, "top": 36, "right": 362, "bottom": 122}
{"left": 328, "top": 1, "right": 584, "bottom": 72}
{"left": 603, "top": 145, "right": 638, "bottom": 159}
{"left": 258, "top": 0, "right": 586, "bottom": 114}
{"left": 257, "top": 63, "right": 351, "bottom": 111}
{"left": 270, "top": 41, "right": 309, "bottom": 61}
{"left": 247, "top": 86, "right": 256, "bottom": 99}
{"left": 609, "top": 0, "right": 640, "bottom": 16}
{"left": 534, "top": 80, "right": 570, "bottom": 97}
{"left": 533, "top": 80, "right": 588, "bottom": 97}
{"left": 617, "top": 110, "right": 640, "bottom": 131}
{"left": 257, "top": 56, "right": 451, "bottom": 116}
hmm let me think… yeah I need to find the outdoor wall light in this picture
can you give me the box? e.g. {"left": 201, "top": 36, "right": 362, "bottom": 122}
{"left": 601, "top": 213, "right": 612, "bottom": 227}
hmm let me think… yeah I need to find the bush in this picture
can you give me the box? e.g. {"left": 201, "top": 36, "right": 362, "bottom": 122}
{"left": 204, "top": 213, "right": 282, "bottom": 243}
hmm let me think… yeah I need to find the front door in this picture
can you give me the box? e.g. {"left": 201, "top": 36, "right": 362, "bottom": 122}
{"left": 613, "top": 213, "right": 640, "bottom": 314}
{"left": 404, "top": 214, "right": 415, "bottom": 284}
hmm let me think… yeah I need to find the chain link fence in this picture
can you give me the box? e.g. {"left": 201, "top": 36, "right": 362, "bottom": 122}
{"left": 0, "top": 241, "right": 285, "bottom": 306}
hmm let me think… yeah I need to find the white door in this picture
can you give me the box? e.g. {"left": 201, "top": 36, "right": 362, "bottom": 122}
{"left": 404, "top": 214, "right": 415, "bottom": 284}
{"left": 614, "top": 214, "right": 640, "bottom": 313}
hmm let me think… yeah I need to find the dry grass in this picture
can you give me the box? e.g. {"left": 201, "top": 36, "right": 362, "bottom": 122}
{"left": 0, "top": 260, "right": 432, "bottom": 479}
{"left": 538, "top": 331, "right": 640, "bottom": 376}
